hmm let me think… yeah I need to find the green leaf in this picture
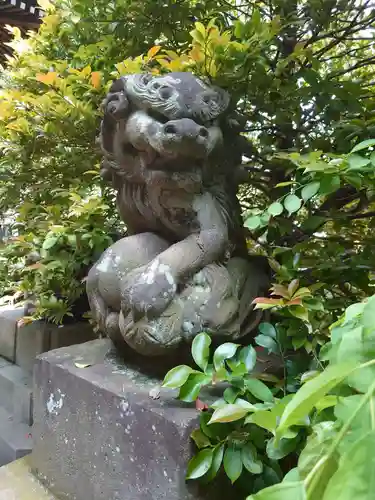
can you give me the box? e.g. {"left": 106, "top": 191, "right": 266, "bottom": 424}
{"left": 205, "top": 444, "right": 225, "bottom": 482}
{"left": 191, "top": 429, "right": 211, "bottom": 449}
{"left": 213, "top": 342, "right": 240, "bottom": 371}
{"left": 246, "top": 481, "right": 306, "bottom": 499}
{"left": 350, "top": 138, "right": 375, "bottom": 153}
{"left": 245, "top": 378, "right": 274, "bottom": 403}
{"left": 268, "top": 202, "right": 284, "bottom": 216}
{"left": 259, "top": 322, "right": 277, "bottom": 338}
{"left": 223, "top": 387, "right": 241, "bottom": 403}
{"left": 42, "top": 236, "right": 59, "bottom": 250}
{"left": 192, "top": 332, "right": 211, "bottom": 371}
{"left": 344, "top": 173, "right": 363, "bottom": 189}
{"left": 255, "top": 334, "right": 279, "bottom": 353}
{"left": 362, "top": 296, "right": 375, "bottom": 332}
{"left": 245, "top": 410, "right": 277, "bottom": 433}
{"left": 239, "top": 345, "right": 257, "bottom": 372}
{"left": 186, "top": 448, "right": 213, "bottom": 480}
{"left": 284, "top": 194, "right": 302, "bottom": 215}
{"left": 208, "top": 403, "right": 251, "bottom": 424}
{"left": 162, "top": 365, "right": 194, "bottom": 388}
{"left": 241, "top": 443, "right": 263, "bottom": 474}
{"left": 319, "top": 175, "right": 340, "bottom": 195}
{"left": 334, "top": 395, "right": 375, "bottom": 436}
{"left": 266, "top": 436, "right": 299, "bottom": 460}
{"left": 301, "top": 182, "right": 320, "bottom": 201}
{"left": 314, "top": 395, "right": 338, "bottom": 413}
{"left": 245, "top": 215, "right": 261, "bottom": 230}
{"left": 224, "top": 446, "right": 243, "bottom": 483}
{"left": 322, "top": 432, "right": 375, "bottom": 500}
{"left": 277, "top": 362, "right": 357, "bottom": 437}
{"left": 178, "top": 373, "right": 211, "bottom": 402}
{"left": 348, "top": 154, "right": 370, "bottom": 170}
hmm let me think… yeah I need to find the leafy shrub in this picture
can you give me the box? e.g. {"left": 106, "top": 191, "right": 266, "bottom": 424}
{"left": 163, "top": 295, "right": 375, "bottom": 498}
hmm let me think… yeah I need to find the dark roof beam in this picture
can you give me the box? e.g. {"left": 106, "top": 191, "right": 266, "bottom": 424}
{"left": 0, "top": 13, "right": 40, "bottom": 28}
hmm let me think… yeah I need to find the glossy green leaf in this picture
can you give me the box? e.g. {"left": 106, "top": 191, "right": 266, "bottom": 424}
{"left": 213, "top": 342, "right": 240, "bottom": 371}
{"left": 284, "top": 194, "right": 302, "bottom": 215}
{"left": 350, "top": 138, "right": 375, "bottom": 153}
{"left": 245, "top": 215, "right": 261, "bottom": 230}
{"left": 224, "top": 446, "right": 243, "bottom": 483}
{"left": 277, "top": 362, "right": 357, "bottom": 436}
{"left": 255, "top": 334, "right": 279, "bottom": 353}
{"left": 178, "top": 373, "right": 211, "bottom": 402}
{"left": 162, "top": 365, "right": 195, "bottom": 388}
{"left": 186, "top": 448, "right": 213, "bottom": 480}
{"left": 334, "top": 395, "right": 375, "bottom": 436}
{"left": 362, "top": 296, "right": 375, "bottom": 332}
{"left": 192, "top": 332, "right": 211, "bottom": 371}
{"left": 246, "top": 410, "right": 277, "bottom": 433}
{"left": 259, "top": 322, "right": 277, "bottom": 338}
{"left": 319, "top": 175, "right": 340, "bottom": 195}
{"left": 241, "top": 443, "right": 263, "bottom": 474}
{"left": 246, "top": 481, "right": 306, "bottom": 500}
{"left": 301, "top": 182, "right": 320, "bottom": 201}
{"left": 239, "top": 345, "right": 257, "bottom": 372}
{"left": 191, "top": 429, "right": 211, "bottom": 449}
{"left": 205, "top": 444, "right": 225, "bottom": 482}
{"left": 348, "top": 154, "right": 371, "bottom": 170}
{"left": 246, "top": 378, "right": 274, "bottom": 402}
{"left": 42, "top": 236, "right": 59, "bottom": 250}
{"left": 266, "top": 436, "right": 299, "bottom": 460}
{"left": 208, "top": 403, "right": 252, "bottom": 424}
{"left": 268, "top": 202, "right": 284, "bottom": 216}
{"left": 322, "top": 433, "right": 375, "bottom": 500}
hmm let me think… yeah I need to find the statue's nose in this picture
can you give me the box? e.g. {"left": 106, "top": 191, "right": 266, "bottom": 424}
{"left": 163, "top": 120, "right": 208, "bottom": 139}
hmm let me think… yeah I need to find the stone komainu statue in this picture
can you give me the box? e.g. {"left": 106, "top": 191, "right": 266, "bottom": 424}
{"left": 87, "top": 72, "right": 269, "bottom": 356}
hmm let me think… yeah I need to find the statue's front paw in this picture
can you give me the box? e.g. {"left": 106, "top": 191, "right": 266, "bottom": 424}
{"left": 121, "top": 262, "right": 177, "bottom": 318}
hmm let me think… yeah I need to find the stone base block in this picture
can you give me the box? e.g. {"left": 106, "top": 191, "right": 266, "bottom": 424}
{"left": 0, "top": 305, "right": 24, "bottom": 362}
{"left": 31, "top": 340, "right": 230, "bottom": 500}
{"left": 0, "top": 358, "right": 33, "bottom": 425}
{"left": 0, "top": 407, "right": 32, "bottom": 466}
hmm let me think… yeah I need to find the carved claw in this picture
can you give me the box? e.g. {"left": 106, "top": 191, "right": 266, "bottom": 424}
{"left": 121, "top": 261, "right": 177, "bottom": 319}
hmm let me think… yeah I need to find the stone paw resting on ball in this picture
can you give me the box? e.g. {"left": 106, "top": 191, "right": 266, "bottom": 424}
{"left": 86, "top": 72, "right": 269, "bottom": 356}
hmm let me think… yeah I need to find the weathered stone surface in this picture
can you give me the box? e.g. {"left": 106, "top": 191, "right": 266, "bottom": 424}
{"left": 15, "top": 321, "right": 49, "bottom": 374}
{"left": 0, "top": 305, "right": 24, "bottom": 362}
{"left": 0, "top": 359, "right": 33, "bottom": 425}
{"left": 0, "top": 456, "right": 57, "bottom": 499}
{"left": 0, "top": 407, "right": 32, "bottom": 466}
{"left": 32, "top": 339, "right": 232, "bottom": 500}
{"left": 49, "top": 322, "right": 95, "bottom": 351}
{"left": 87, "top": 72, "right": 269, "bottom": 357}
{"left": 16, "top": 321, "right": 96, "bottom": 373}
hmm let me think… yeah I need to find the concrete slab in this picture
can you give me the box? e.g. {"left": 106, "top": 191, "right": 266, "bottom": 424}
{"left": 0, "top": 407, "right": 32, "bottom": 466}
{"left": 32, "top": 340, "right": 232, "bottom": 500}
{"left": 15, "top": 321, "right": 50, "bottom": 373}
{"left": 0, "top": 456, "right": 57, "bottom": 499}
{"left": 0, "top": 362, "right": 33, "bottom": 424}
{"left": 0, "top": 305, "right": 24, "bottom": 362}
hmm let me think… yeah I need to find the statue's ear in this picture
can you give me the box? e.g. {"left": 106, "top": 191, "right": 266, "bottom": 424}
{"left": 109, "top": 76, "right": 127, "bottom": 93}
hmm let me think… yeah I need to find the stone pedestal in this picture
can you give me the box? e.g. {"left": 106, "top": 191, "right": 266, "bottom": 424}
{"left": 31, "top": 340, "right": 228, "bottom": 500}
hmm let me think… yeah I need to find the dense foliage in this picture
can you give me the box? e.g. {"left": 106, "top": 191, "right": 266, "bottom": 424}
{"left": 164, "top": 295, "right": 375, "bottom": 498}
{"left": 0, "top": 0, "right": 375, "bottom": 496}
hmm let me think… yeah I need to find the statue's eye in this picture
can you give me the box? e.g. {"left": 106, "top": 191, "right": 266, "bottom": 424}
{"left": 152, "top": 82, "right": 161, "bottom": 89}
{"left": 159, "top": 86, "right": 173, "bottom": 99}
